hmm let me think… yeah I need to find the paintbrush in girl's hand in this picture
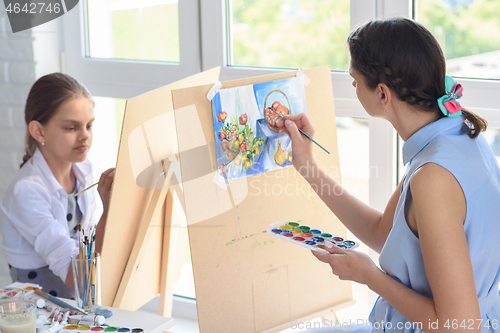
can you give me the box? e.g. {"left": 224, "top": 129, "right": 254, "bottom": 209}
{"left": 273, "top": 111, "right": 330, "bottom": 154}
{"left": 73, "top": 183, "right": 98, "bottom": 197}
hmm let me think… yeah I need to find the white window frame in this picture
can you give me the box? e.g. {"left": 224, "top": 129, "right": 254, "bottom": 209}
{"left": 62, "top": 0, "right": 201, "bottom": 99}
{"left": 61, "top": 0, "right": 500, "bottom": 322}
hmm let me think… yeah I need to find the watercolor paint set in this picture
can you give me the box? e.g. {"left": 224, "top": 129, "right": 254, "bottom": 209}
{"left": 60, "top": 325, "right": 144, "bottom": 332}
{"left": 267, "top": 221, "right": 359, "bottom": 253}
{"left": 0, "top": 283, "right": 40, "bottom": 299}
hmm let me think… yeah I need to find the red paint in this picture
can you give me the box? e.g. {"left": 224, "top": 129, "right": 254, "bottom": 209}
{"left": 333, "top": 237, "right": 344, "bottom": 242}
{"left": 91, "top": 327, "right": 104, "bottom": 331}
{"left": 293, "top": 237, "right": 305, "bottom": 242}
{"left": 282, "top": 233, "right": 293, "bottom": 237}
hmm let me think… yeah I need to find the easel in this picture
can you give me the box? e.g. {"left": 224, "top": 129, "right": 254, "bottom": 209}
{"left": 101, "top": 66, "right": 358, "bottom": 330}
{"left": 100, "top": 68, "right": 221, "bottom": 316}
{"left": 170, "top": 67, "right": 357, "bottom": 332}
{"left": 111, "top": 158, "right": 186, "bottom": 316}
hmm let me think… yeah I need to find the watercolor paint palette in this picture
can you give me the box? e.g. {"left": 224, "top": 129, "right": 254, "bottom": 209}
{"left": 61, "top": 325, "right": 144, "bottom": 332}
{"left": 266, "top": 221, "right": 359, "bottom": 253}
{"left": 0, "top": 282, "right": 41, "bottom": 299}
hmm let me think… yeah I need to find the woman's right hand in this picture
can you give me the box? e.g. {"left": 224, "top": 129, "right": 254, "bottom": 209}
{"left": 276, "top": 113, "right": 316, "bottom": 173}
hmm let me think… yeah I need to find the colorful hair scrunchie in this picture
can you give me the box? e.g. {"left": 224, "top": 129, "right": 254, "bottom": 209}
{"left": 437, "top": 76, "right": 463, "bottom": 117}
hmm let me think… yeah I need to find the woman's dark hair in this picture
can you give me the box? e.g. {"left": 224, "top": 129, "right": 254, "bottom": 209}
{"left": 347, "top": 17, "right": 486, "bottom": 138}
{"left": 21, "top": 73, "right": 93, "bottom": 168}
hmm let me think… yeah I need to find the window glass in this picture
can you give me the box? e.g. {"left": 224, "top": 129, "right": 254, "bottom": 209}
{"left": 86, "top": 97, "right": 123, "bottom": 217}
{"left": 86, "top": 0, "right": 180, "bottom": 62}
{"left": 482, "top": 127, "right": 500, "bottom": 165}
{"left": 416, "top": 0, "right": 500, "bottom": 80}
{"left": 333, "top": 117, "right": 374, "bottom": 321}
{"left": 229, "top": 0, "right": 351, "bottom": 70}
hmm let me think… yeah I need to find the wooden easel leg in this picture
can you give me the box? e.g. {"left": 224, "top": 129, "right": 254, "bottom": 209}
{"left": 158, "top": 190, "right": 188, "bottom": 317}
{"left": 320, "top": 311, "right": 338, "bottom": 325}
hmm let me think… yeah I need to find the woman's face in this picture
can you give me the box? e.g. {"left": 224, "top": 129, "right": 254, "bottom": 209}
{"left": 41, "top": 96, "right": 95, "bottom": 164}
{"left": 349, "top": 65, "right": 383, "bottom": 117}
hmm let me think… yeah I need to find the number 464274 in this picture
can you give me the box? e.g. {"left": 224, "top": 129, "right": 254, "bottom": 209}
{"left": 5, "top": 2, "right": 61, "bottom": 14}
{"left": 444, "top": 319, "right": 498, "bottom": 330}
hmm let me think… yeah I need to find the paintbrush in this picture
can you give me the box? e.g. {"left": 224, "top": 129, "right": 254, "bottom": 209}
{"left": 35, "top": 290, "right": 87, "bottom": 314}
{"left": 73, "top": 183, "right": 98, "bottom": 197}
{"left": 273, "top": 111, "right": 330, "bottom": 154}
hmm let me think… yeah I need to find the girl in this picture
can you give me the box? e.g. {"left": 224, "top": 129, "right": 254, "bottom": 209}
{"left": 0, "top": 73, "right": 114, "bottom": 299}
{"left": 278, "top": 18, "right": 500, "bottom": 332}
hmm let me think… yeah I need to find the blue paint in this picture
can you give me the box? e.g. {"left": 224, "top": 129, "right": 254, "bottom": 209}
{"left": 312, "top": 237, "right": 324, "bottom": 243}
{"left": 305, "top": 241, "right": 316, "bottom": 246}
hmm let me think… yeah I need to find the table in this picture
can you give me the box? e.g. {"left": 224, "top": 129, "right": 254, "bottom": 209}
{"left": 39, "top": 299, "right": 175, "bottom": 333}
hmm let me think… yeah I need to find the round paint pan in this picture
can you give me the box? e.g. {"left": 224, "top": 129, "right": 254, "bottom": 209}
{"left": 299, "top": 225, "right": 310, "bottom": 233}
{"left": 343, "top": 241, "right": 356, "bottom": 248}
{"left": 64, "top": 325, "right": 80, "bottom": 330}
{"left": 321, "top": 233, "right": 333, "bottom": 239}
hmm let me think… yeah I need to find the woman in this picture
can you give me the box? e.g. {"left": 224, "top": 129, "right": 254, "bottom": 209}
{"left": 0, "top": 73, "right": 114, "bottom": 298}
{"left": 278, "top": 18, "right": 500, "bottom": 332}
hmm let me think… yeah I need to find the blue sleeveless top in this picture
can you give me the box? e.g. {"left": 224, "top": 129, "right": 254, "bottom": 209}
{"left": 369, "top": 116, "right": 500, "bottom": 332}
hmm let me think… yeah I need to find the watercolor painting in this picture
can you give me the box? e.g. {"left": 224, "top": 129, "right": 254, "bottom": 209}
{"left": 212, "top": 77, "right": 308, "bottom": 180}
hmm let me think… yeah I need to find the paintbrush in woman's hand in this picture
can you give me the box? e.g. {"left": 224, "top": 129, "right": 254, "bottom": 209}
{"left": 273, "top": 111, "right": 330, "bottom": 154}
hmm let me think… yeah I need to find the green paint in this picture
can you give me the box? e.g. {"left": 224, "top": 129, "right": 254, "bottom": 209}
{"left": 250, "top": 241, "right": 261, "bottom": 251}
{"left": 250, "top": 239, "right": 275, "bottom": 251}
{"left": 299, "top": 226, "right": 310, "bottom": 232}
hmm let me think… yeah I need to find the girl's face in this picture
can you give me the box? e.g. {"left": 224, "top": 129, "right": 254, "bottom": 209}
{"left": 349, "top": 65, "right": 384, "bottom": 117}
{"left": 41, "top": 96, "right": 95, "bottom": 164}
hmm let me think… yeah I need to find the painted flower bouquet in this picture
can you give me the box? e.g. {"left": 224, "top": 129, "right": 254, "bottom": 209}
{"left": 217, "top": 111, "right": 265, "bottom": 175}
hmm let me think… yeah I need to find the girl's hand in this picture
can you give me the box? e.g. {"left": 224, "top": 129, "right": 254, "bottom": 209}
{"left": 312, "top": 241, "right": 381, "bottom": 285}
{"left": 276, "top": 113, "right": 316, "bottom": 171}
{"left": 97, "top": 168, "right": 115, "bottom": 213}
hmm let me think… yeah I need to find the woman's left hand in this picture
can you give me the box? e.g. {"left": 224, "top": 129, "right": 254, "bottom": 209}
{"left": 312, "top": 241, "right": 381, "bottom": 285}
{"left": 97, "top": 168, "right": 115, "bottom": 213}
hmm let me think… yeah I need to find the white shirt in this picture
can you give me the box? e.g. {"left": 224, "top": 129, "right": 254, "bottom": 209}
{"left": 0, "top": 149, "right": 97, "bottom": 281}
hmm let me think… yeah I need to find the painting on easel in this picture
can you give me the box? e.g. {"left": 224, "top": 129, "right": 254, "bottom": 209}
{"left": 212, "top": 77, "right": 308, "bottom": 180}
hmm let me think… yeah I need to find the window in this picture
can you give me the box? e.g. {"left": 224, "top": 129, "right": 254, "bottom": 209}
{"left": 63, "top": 0, "right": 200, "bottom": 99}
{"left": 229, "top": 0, "right": 350, "bottom": 71}
{"left": 416, "top": 0, "right": 500, "bottom": 80}
{"left": 86, "top": 0, "right": 180, "bottom": 62}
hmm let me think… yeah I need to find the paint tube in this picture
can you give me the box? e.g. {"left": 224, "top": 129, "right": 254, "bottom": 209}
{"left": 69, "top": 314, "right": 105, "bottom": 325}
{"left": 36, "top": 314, "right": 48, "bottom": 329}
{"left": 25, "top": 294, "right": 46, "bottom": 308}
